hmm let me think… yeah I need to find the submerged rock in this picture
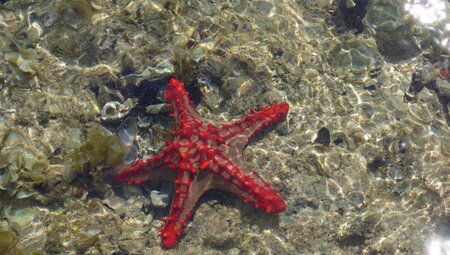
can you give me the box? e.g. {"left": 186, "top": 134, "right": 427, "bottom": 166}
{"left": 149, "top": 186, "right": 171, "bottom": 208}
{"left": 328, "top": 38, "right": 383, "bottom": 75}
{"left": 100, "top": 98, "right": 137, "bottom": 122}
{"left": 5, "top": 207, "right": 37, "bottom": 228}
{"left": 74, "top": 227, "right": 101, "bottom": 250}
{"left": 4, "top": 49, "right": 36, "bottom": 75}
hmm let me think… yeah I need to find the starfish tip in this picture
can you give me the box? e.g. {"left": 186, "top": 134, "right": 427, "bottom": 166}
{"left": 161, "top": 229, "right": 180, "bottom": 249}
{"left": 265, "top": 197, "right": 287, "bottom": 213}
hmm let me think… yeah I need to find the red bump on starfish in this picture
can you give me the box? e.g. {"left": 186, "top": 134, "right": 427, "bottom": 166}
{"left": 114, "top": 78, "right": 289, "bottom": 249}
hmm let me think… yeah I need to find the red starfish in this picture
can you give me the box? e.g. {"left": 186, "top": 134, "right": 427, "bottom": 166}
{"left": 115, "top": 78, "right": 289, "bottom": 249}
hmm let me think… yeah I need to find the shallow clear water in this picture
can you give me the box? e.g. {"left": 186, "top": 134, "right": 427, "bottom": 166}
{"left": 0, "top": 0, "right": 449, "bottom": 254}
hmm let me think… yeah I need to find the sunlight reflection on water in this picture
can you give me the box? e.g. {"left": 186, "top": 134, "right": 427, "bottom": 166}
{"left": 404, "top": 0, "right": 447, "bottom": 24}
{"left": 427, "top": 236, "right": 450, "bottom": 255}
{"left": 404, "top": 0, "right": 450, "bottom": 51}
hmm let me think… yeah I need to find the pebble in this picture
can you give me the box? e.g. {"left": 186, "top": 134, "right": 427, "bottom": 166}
{"left": 150, "top": 190, "right": 170, "bottom": 208}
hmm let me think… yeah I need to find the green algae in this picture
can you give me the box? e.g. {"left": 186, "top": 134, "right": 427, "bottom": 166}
{"left": 0, "top": 231, "right": 15, "bottom": 254}
{"left": 0, "top": 230, "right": 25, "bottom": 255}
{"left": 64, "top": 125, "right": 128, "bottom": 180}
{"left": 0, "top": 129, "right": 50, "bottom": 201}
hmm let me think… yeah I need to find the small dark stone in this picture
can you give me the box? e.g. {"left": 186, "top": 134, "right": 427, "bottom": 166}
{"left": 51, "top": 147, "right": 62, "bottom": 156}
{"left": 397, "top": 140, "right": 407, "bottom": 153}
{"left": 338, "top": 233, "right": 367, "bottom": 247}
{"left": 314, "top": 127, "right": 331, "bottom": 146}
{"left": 38, "top": 111, "right": 49, "bottom": 126}
{"left": 365, "top": 85, "right": 377, "bottom": 93}
{"left": 304, "top": 200, "right": 319, "bottom": 210}
{"left": 409, "top": 81, "right": 424, "bottom": 93}
{"left": 333, "top": 137, "right": 344, "bottom": 145}
{"left": 404, "top": 93, "right": 415, "bottom": 102}
{"left": 186, "top": 39, "right": 196, "bottom": 49}
{"left": 367, "top": 158, "right": 385, "bottom": 173}
{"left": 120, "top": 65, "right": 135, "bottom": 76}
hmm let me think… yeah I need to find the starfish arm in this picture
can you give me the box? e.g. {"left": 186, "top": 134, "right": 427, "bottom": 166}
{"left": 114, "top": 154, "right": 175, "bottom": 185}
{"left": 160, "top": 170, "right": 209, "bottom": 249}
{"left": 165, "top": 78, "right": 205, "bottom": 125}
{"left": 218, "top": 102, "right": 289, "bottom": 149}
{"left": 212, "top": 146, "right": 287, "bottom": 213}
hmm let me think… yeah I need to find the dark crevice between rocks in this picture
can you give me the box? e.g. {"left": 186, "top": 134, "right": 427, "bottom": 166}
{"left": 299, "top": 198, "right": 319, "bottom": 210}
{"left": 113, "top": 75, "right": 203, "bottom": 119}
{"left": 338, "top": 233, "right": 367, "bottom": 247}
{"left": 367, "top": 157, "right": 386, "bottom": 175}
{"left": 333, "top": 137, "right": 344, "bottom": 145}
{"left": 329, "top": 0, "right": 370, "bottom": 34}
{"left": 111, "top": 250, "right": 129, "bottom": 255}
